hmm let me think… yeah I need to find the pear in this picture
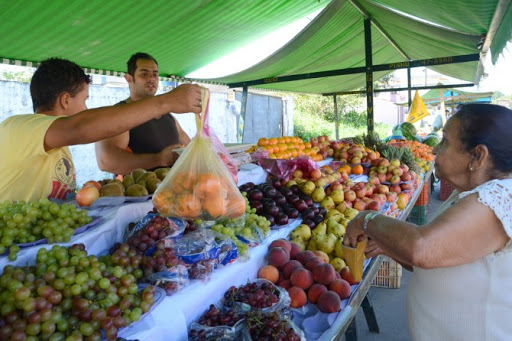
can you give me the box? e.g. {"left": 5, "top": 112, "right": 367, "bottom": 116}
{"left": 320, "top": 197, "right": 335, "bottom": 210}
{"left": 290, "top": 224, "right": 311, "bottom": 241}
{"left": 311, "top": 187, "right": 326, "bottom": 203}
{"left": 330, "top": 257, "right": 347, "bottom": 272}
{"left": 307, "top": 238, "right": 317, "bottom": 251}
{"left": 326, "top": 218, "right": 346, "bottom": 238}
{"left": 325, "top": 209, "right": 342, "bottom": 220}
{"left": 316, "top": 233, "right": 337, "bottom": 254}
{"left": 344, "top": 207, "right": 359, "bottom": 221}
{"left": 334, "top": 239, "right": 345, "bottom": 258}
{"left": 290, "top": 236, "right": 306, "bottom": 251}
{"left": 329, "top": 189, "right": 345, "bottom": 204}
{"left": 312, "top": 221, "right": 327, "bottom": 236}
{"left": 300, "top": 181, "right": 316, "bottom": 195}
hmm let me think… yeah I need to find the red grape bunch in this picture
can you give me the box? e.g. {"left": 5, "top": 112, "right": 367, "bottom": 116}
{"left": 223, "top": 281, "right": 280, "bottom": 309}
{"left": 246, "top": 310, "right": 301, "bottom": 341}
{"left": 188, "top": 304, "right": 245, "bottom": 340}
{"left": 126, "top": 216, "right": 176, "bottom": 254}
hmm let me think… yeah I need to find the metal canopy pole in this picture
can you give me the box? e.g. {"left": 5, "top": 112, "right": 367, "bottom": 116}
{"left": 334, "top": 94, "right": 339, "bottom": 140}
{"left": 239, "top": 86, "right": 248, "bottom": 143}
{"left": 364, "top": 18, "right": 374, "bottom": 134}
{"left": 407, "top": 67, "right": 412, "bottom": 107}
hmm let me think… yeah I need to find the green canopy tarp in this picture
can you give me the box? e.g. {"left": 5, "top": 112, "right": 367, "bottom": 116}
{"left": 0, "top": 0, "right": 510, "bottom": 94}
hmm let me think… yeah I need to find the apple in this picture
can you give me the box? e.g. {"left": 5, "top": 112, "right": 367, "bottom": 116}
{"left": 367, "top": 200, "right": 381, "bottom": 211}
{"left": 318, "top": 136, "right": 326, "bottom": 143}
{"left": 310, "top": 137, "right": 318, "bottom": 146}
{"left": 350, "top": 157, "right": 361, "bottom": 164}
{"left": 83, "top": 180, "right": 102, "bottom": 191}
{"left": 336, "top": 201, "right": 348, "bottom": 213}
{"left": 76, "top": 185, "right": 100, "bottom": 207}
{"left": 379, "top": 159, "right": 390, "bottom": 167}
{"left": 367, "top": 151, "right": 377, "bottom": 161}
{"left": 386, "top": 192, "right": 397, "bottom": 202}
{"left": 376, "top": 165, "right": 387, "bottom": 174}
{"left": 392, "top": 167, "right": 404, "bottom": 176}
{"left": 293, "top": 169, "right": 304, "bottom": 179}
{"left": 390, "top": 184, "right": 402, "bottom": 193}
{"left": 377, "top": 173, "right": 387, "bottom": 183}
{"left": 389, "top": 159, "right": 401, "bottom": 167}
{"left": 400, "top": 182, "right": 413, "bottom": 191}
{"left": 400, "top": 164, "right": 409, "bottom": 172}
{"left": 377, "top": 184, "right": 389, "bottom": 194}
{"left": 344, "top": 190, "right": 356, "bottom": 202}
{"left": 355, "top": 187, "right": 366, "bottom": 199}
{"left": 401, "top": 172, "right": 412, "bottom": 182}
{"left": 353, "top": 200, "right": 367, "bottom": 211}
{"left": 390, "top": 175, "right": 401, "bottom": 184}
{"left": 368, "top": 176, "right": 380, "bottom": 185}
{"left": 310, "top": 169, "right": 322, "bottom": 180}
{"left": 363, "top": 184, "right": 373, "bottom": 196}
{"left": 352, "top": 151, "right": 363, "bottom": 158}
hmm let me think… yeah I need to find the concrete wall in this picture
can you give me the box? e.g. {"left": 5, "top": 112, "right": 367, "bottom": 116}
{"left": 0, "top": 80, "right": 291, "bottom": 187}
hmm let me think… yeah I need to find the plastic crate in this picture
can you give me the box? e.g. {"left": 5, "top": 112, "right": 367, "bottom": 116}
{"left": 414, "top": 183, "right": 429, "bottom": 206}
{"left": 371, "top": 256, "right": 402, "bottom": 288}
{"left": 440, "top": 179, "right": 455, "bottom": 201}
{"left": 407, "top": 205, "right": 428, "bottom": 225}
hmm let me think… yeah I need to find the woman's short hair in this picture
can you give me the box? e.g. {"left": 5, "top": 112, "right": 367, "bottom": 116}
{"left": 454, "top": 103, "right": 512, "bottom": 173}
{"left": 30, "top": 58, "right": 91, "bottom": 112}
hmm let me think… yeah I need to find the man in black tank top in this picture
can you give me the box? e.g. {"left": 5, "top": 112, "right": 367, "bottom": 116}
{"left": 95, "top": 52, "right": 191, "bottom": 175}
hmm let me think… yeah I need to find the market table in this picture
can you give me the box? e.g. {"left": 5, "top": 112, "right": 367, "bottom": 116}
{"left": 0, "top": 162, "right": 433, "bottom": 341}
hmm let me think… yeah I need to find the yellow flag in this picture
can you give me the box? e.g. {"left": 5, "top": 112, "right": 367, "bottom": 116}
{"left": 406, "top": 90, "right": 430, "bottom": 123}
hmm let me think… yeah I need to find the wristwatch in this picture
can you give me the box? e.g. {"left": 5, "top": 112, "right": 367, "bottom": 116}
{"left": 363, "top": 211, "right": 380, "bottom": 233}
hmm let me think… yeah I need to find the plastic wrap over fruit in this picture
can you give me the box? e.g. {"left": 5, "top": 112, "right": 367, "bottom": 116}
{"left": 240, "top": 310, "right": 306, "bottom": 341}
{"left": 189, "top": 305, "right": 246, "bottom": 341}
{"left": 257, "top": 156, "right": 319, "bottom": 182}
{"left": 125, "top": 212, "right": 186, "bottom": 242}
{"left": 153, "top": 89, "right": 245, "bottom": 221}
{"left": 222, "top": 278, "right": 291, "bottom": 314}
{"left": 167, "top": 229, "right": 239, "bottom": 267}
{"left": 143, "top": 263, "right": 189, "bottom": 296}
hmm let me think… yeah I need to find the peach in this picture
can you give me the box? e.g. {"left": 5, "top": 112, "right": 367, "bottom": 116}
{"left": 290, "top": 268, "right": 314, "bottom": 290}
{"left": 307, "top": 283, "right": 328, "bottom": 304}
{"left": 341, "top": 266, "right": 359, "bottom": 285}
{"left": 282, "top": 260, "right": 303, "bottom": 279}
{"left": 257, "top": 265, "right": 279, "bottom": 284}
{"left": 329, "top": 279, "right": 351, "bottom": 300}
{"left": 289, "top": 242, "right": 301, "bottom": 260}
{"left": 277, "top": 279, "right": 292, "bottom": 290}
{"left": 287, "top": 286, "right": 308, "bottom": 308}
{"left": 312, "top": 263, "right": 336, "bottom": 285}
{"left": 317, "top": 291, "right": 341, "bottom": 313}
{"left": 295, "top": 250, "right": 316, "bottom": 266}
{"left": 313, "top": 250, "right": 329, "bottom": 263}
{"left": 269, "top": 238, "right": 292, "bottom": 254}
{"left": 267, "top": 247, "right": 290, "bottom": 269}
{"left": 305, "top": 257, "right": 323, "bottom": 271}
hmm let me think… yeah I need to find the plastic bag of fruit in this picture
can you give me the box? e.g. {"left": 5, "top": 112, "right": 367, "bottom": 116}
{"left": 143, "top": 263, "right": 190, "bottom": 296}
{"left": 125, "top": 211, "right": 186, "bottom": 241}
{"left": 222, "top": 278, "right": 291, "bottom": 314}
{"left": 153, "top": 88, "right": 245, "bottom": 221}
{"left": 189, "top": 304, "right": 246, "bottom": 341}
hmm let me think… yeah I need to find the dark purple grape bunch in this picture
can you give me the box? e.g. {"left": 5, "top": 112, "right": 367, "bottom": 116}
{"left": 126, "top": 216, "right": 176, "bottom": 253}
{"left": 246, "top": 310, "right": 301, "bottom": 341}
{"left": 224, "top": 281, "right": 279, "bottom": 309}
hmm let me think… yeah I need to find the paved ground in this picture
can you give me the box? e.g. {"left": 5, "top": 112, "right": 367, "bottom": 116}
{"left": 349, "top": 178, "right": 443, "bottom": 341}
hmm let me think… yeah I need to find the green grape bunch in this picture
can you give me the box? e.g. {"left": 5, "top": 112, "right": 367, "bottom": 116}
{"left": 0, "top": 198, "right": 93, "bottom": 261}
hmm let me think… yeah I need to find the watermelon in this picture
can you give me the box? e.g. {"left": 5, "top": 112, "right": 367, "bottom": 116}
{"left": 399, "top": 122, "right": 417, "bottom": 141}
{"left": 423, "top": 135, "right": 441, "bottom": 147}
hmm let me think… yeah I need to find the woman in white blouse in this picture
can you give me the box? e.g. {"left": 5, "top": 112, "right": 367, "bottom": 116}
{"left": 345, "top": 103, "right": 512, "bottom": 341}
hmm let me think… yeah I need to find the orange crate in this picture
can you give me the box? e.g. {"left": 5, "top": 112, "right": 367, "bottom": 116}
{"left": 440, "top": 179, "right": 454, "bottom": 201}
{"left": 414, "top": 183, "right": 429, "bottom": 206}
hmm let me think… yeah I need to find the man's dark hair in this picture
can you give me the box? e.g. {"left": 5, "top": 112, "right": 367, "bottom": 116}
{"left": 30, "top": 58, "right": 91, "bottom": 112}
{"left": 454, "top": 103, "right": 512, "bottom": 173}
{"left": 127, "top": 52, "right": 158, "bottom": 76}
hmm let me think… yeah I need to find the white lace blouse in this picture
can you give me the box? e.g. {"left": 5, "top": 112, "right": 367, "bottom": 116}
{"left": 406, "top": 179, "right": 512, "bottom": 341}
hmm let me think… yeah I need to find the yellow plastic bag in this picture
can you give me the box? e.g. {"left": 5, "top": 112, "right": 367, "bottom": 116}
{"left": 153, "top": 88, "right": 246, "bottom": 221}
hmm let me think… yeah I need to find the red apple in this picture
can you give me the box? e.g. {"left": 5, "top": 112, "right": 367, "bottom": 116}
{"left": 344, "top": 190, "right": 356, "bottom": 202}
{"left": 76, "top": 185, "right": 100, "bottom": 207}
{"left": 367, "top": 200, "right": 381, "bottom": 211}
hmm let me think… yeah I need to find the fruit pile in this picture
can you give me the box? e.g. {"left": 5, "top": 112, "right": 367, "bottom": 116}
{"left": 76, "top": 167, "right": 169, "bottom": 206}
{"left": 0, "top": 244, "right": 156, "bottom": 340}
{"left": 0, "top": 199, "right": 93, "bottom": 260}
{"left": 223, "top": 281, "right": 280, "bottom": 309}
{"left": 240, "top": 180, "right": 322, "bottom": 228}
{"left": 245, "top": 310, "right": 302, "bottom": 340}
{"left": 257, "top": 239, "right": 354, "bottom": 313}
{"left": 332, "top": 143, "right": 379, "bottom": 165}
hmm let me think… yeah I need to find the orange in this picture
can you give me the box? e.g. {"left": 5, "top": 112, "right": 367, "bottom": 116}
{"left": 339, "top": 164, "right": 352, "bottom": 175}
{"left": 173, "top": 172, "right": 196, "bottom": 192}
{"left": 305, "top": 142, "right": 312, "bottom": 148}
{"left": 278, "top": 143, "right": 287, "bottom": 152}
{"left": 202, "top": 192, "right": 227, "bottom": 219}
{"left": 284, "top": 136, "right": 291, "bottom": 143}
{"left": 351, "top": 165, "right": 364, "bottom": 175}
{"left": 195, "top": 173, "right": 221, "bottom": 199}
{"left": 277, "top": 137, "right": 285, "bottom": 144}
{"left": 257, "top": 137, "right": 269, "bottom": 146}
{"left": 226, "top": 195, "right": 246, "bottom": 218}
{"left": 289, "top": 149, "right": 298, "bottom": 158}
{"left": 268, "top": 138, "right": 278, "bottom": 145}
{"left": 174, "top": 191, "right": 201, "bottom": 218}
{"left": 269, "top": 153, "right": 276, "bottom": 159}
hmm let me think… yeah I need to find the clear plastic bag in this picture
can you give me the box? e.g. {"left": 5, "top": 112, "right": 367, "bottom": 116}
{"left": 153, "top": 88, "right": 245, "bottom": 221}
{"left": 188, "top": 304, "right": 246, "bottom": 341}
{"left": 143, "top": 263, "right": 189, "bottom": 296}
{"left": 222, "top": 278, "right": 291, "bottom": 314}
{"left": 240, "top": 310, "right": 306, "bottom": 341}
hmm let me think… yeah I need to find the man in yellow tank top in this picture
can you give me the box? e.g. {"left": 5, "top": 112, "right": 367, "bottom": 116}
{"left": 0, "top": 58, "right": 203, "bottom": 202}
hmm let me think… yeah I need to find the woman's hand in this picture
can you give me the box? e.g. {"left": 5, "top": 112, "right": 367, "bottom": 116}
{"left": 365, "top": 239, "right": 384, "bottom": 258}
{"left": 343, "top": 211, "right": 368, "bottom": 247}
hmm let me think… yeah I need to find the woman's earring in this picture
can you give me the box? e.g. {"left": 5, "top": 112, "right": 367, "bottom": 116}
{"left": 469, "top": 167, "right": 474, "bottom": 171}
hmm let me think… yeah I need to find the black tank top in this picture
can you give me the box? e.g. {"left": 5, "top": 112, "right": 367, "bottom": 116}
{"left": 117, "top": 100, "right": 180, "bottom": 153}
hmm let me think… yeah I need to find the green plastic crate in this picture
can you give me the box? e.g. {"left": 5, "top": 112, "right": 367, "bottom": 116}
{"left": 407, "top": 205, "right": 428, "bottom": 225}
